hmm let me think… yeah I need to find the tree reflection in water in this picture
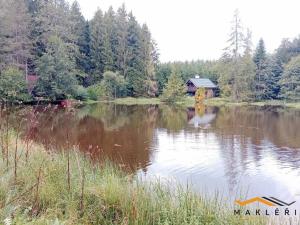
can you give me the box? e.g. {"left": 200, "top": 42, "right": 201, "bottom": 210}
{"left": 5, "top": 103, "right": 300, "bottom": 198}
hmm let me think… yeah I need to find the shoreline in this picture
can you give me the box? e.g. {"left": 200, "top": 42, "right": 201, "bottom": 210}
{"left": 0, "top": 137, "right": 266, "bottom": 224}
{"left": 3, "top": 97, "right": 300, "bottom": 109}
{"left": 87, "top": 97, "right": 300, "bottom": 109}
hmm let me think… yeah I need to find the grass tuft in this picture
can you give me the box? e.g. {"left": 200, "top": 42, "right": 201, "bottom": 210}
{"left": 0, "top": 136, "right": 268, "bottom": 224}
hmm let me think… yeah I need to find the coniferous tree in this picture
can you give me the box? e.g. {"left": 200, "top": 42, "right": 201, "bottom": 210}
{"left": 90, "top": 9, "right": 106, "bottom": 82}
{"left": 276, "top": 37, "right": 300, "bottom": 64}
{"left": 219, "top": 9, "right": 244, "bottom": 99}
{"left": 218, "top": 9, "right": 254, "bottom": 101}
{"left": 279, "top": 55, "right": 300, "bottom": 101}
{"left": 75, "top": 21, "right": 92, "bottom": 86}
{"left": 115, "top": 4, "right": 129, "bottom": 77}
{"left": 268, "top": 56, "right": 283, "bottom": 99}
{"left": 141, "top": 24, "right": 158, "bottom": 96}
{"left": 126, "top": 13, "right": 145, "bottom": 96}
{"left": 69, "top": 1, "right": 90, "bottom": 84}
{"left": 253, "top": 39, "right": 268, "bottom": 100}
{"left": 103, "top": 7, "right": 118, "bottom": 72}
{"left": 0, "top": 0, "right": 32, "bottom": 72}
{"left": 34, "top": 0, "right": 73, "bottom": 49}
{"left": 236, "top": 29, "right": 255, "bottom": 100}
{"left": 36, "top": 36, "right": 77, "bottom": 100}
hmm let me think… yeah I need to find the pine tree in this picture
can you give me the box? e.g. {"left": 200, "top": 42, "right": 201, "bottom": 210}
{"left": 225, "top": 9, "right": 244, "bottom": 58}
{"left": 0, "top": 0, "right": 32, "bottom": 72}
{"left": 103, "top": 7, "right": 118, "bottom": 72}
{"left": 141, "top": 24, "right": 158, "bottom": 96}
{"left": 279, "top": 55, "right": 300, "bottom": 101}
{"left": 253, "top": 38, "right": 270, "bottom": 100}
{"left": 276, "top": 37, "right": 300, "bottom": 64}
{"left": 218, "top": 9, "right": 253, "bottom": 101}
{"left": 268, "top": 56, "right": 283, "bottom": 99}
{"left": 126, "top": 13, "right": 145, "bottom": 96}
{"left": 77, "top": 21, "right": 92, "bottom": 85}
{"left": 69, "top": 1, "right": 90, "bottom": 84}
{"left": 36, "top": 36, "right": 77, "bottom": 100}
{"left": 34, "top": 0, "right": 73, "bottom": 49}
{"left": 90, "top": 9, "right": 106, "bottom": 82}
{"left": 115, "top": 4, "right": 129, "bottom": 77}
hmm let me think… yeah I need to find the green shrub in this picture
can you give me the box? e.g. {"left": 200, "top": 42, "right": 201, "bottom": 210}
{"left": 102, "top": 71, "right": 128, "bottom": 98}
{"left": 160, "top": 70, "right": 186, "bottom": 103}
{"left": 0, "top": 66, "right": 31, "bottom": 103}
{"left": 72, "top": 85, "right": 88, "bottom": 101}
{"left": 87, "top": 84, "right": 106, "bottom": 100}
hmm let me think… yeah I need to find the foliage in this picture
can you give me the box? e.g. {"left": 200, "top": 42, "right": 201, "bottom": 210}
{"left": 0, "top": 0, "right": 31, "bottom": 71}
{"left": 279, "top": 55, "right": 300, "bottom": 101}
{"left": 161, "top": 70, "right": 186, "bottom": 103}
{"left": 195, "top": 88, "right": 206, "bottom": 103}
{"left": 35, "top": 36, "right": 77, "bottom": 101}
{"left": 102, "top": 71, "right": 127, "bottom": 98}
{"left": 236, "top": 53, "right": 255, "bottom": 101}
{"left": 87, "top": 84, "right": 106, "bottom": 101}
{"left": 89, "top": 6, "right": 158, "bottom": 97}
{"left": 0, "top": 0, "right": 158, "bottom": 102}
{"left": 253, "top": 39, "right": 270, "bottom": 100}
{"left": 218, "top": 10, "right": 255, "bottom": 101}
{"left": 72, "top": 85, "right": 88, "bottom": 101}
{"left": 156, "top": 61, "right": 220, "bottom": 93}
{"left": 276, "top": 37, "right": 300, "bottom": 64}
{"left": 0, "top": 67, "right": 31, "bottom": 103}
{"left": 0, "top": 1, "right": 300, "bottom": 103}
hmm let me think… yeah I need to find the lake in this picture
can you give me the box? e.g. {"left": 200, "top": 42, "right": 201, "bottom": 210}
{"left": 9, "top": 103, "right": 300, "bottom": 205}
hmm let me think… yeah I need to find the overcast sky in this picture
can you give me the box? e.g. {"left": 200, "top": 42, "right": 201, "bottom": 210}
{"left": 70, "top": 0, "right": 300, "bottom": 62}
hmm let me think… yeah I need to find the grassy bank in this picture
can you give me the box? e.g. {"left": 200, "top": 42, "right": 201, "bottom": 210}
{"left": 88, "top": 97, "right": 300, "bottom": 109}
{"left": 0, "top": 136, "right": 267, "bottom": 224}
{"left": 204, "top": 98, "right": 300, "bottom": 109}
{"left": 112, "top": 97, "right": 161, "bottom": 105}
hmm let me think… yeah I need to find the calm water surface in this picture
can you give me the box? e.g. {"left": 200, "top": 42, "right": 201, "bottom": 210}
{"left": 12, "top": 103, "right": 300, "bottom": 204}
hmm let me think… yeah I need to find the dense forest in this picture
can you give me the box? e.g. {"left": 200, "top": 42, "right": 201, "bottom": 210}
{"left": 0, "top": 0, "right": 158, "bottom": 102}
{"left": 0, "top": 1, "right": 299, "bottom": 103}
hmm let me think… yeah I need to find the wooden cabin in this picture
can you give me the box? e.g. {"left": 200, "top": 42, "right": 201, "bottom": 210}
{"left": 186, "top": 75, "right": 217, "bottom": 98}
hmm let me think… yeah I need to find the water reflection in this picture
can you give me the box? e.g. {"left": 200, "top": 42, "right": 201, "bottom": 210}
{"left": 7, "top": 103, "right": 300, "bottom": 201}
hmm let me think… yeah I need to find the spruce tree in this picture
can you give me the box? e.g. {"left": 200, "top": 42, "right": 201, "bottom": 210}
{"left": 126, "top": 13, "right": 145, "bottom": 96}
{"left": 36, "top": 36, "right": 77, "bottom": 100}
{"left": 253, "top": 38, "right": 268, "bottom": 100}
{"left": 279, "top": 55, "right": 300, "bottom": 101}
{"left": 115, "top": 4, "right": 129, "bottom": 77}
{"left": 0, "top": 0, "right": 32, "bottom": 71}
{"left": 103, "top": 7, "right": 118, "bottom": 72}
{"left": 90, "top": 9, "right": 106, "bottom": 82}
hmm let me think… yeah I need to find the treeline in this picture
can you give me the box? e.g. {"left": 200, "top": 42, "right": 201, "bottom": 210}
{"left": 0, "top": 0, "right": 158, "bottom": 102}
{"left": 157, "top": 10, "right": 300, "bottom": 102}
{"left": 1, "top": 2, "right": 299, "bottom": 103}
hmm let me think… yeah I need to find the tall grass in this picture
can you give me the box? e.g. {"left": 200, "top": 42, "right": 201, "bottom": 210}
{"left": 0, "top": 139, "right": 268, "bottom": 225}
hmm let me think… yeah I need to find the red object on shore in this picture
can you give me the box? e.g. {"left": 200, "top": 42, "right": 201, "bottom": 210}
{"left": 60, "top": 99, "right": 73, "bottom": 108}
